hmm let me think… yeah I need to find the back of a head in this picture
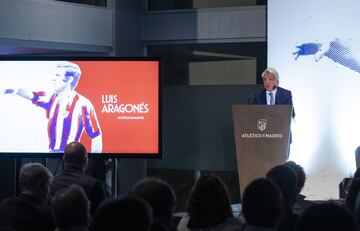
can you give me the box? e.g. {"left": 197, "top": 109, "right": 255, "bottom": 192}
{"left": 51, "top": 185, "right": 90, "bottom": 229}
{"left": 354, "top": 166, "right": 360, "bottom": 180}
{"left": 64, "top": 142, "right": 88, "bottom": 170}
{"left": 355, "top": 146, "right": 360, "bottom": 169}
{"left": 297, "top": 202, "right": 356, "bottom": 231}
{"left": 187, "top": 174, "right": 233, "bottom": 229}
{"left": 0, "top": 198, "right": 43, "bottom": 231}
{"left": 283, "top": 161, "right": 306, "bottom": 194}
{"left": 132, "top": 177, "right": 176, "bottom": 219}
{"left": 92, "top": 196, "right": 153, "bottom": 231}
{"left": 19, "top": 162, "right": 53, "bottom": 203}
{"left": 345, "top": 179, "right": 360, "bottom": 211}
{"left": 242, "top": 178, "right": 284, "bottom": 228}
{"left": 266, "top": 165, "right": 297, "bottom": 208}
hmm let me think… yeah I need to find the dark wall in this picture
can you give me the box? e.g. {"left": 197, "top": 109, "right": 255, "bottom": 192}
{"left": 114, "top": 0, "right": 148, "bottom": 196}
{"left": 0, "top": 158, "right": 16, "bottom": 200}
{"left": 149, "top": 84, "right": 259, "bottom": 171}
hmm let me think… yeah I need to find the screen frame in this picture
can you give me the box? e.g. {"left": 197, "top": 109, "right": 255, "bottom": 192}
{"left": 0, "top": 56, "right": 162, "bottom": 159}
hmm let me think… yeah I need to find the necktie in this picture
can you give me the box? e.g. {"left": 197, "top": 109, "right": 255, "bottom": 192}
{"left": 269, "top": 92, "right": 274, "bottom": 105}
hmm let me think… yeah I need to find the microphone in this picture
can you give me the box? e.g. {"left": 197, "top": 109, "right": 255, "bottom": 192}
{"left": 271, "top": 85, "right": 277, "bottom": 105}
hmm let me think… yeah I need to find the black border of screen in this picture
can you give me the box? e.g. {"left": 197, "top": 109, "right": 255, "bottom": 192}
{"left": 0, "top": 56, "right": 162, "bottom": 159}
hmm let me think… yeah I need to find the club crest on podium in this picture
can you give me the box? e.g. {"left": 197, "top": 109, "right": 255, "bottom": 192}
{"left": 257, "top": 119, "right": 267, "bottom": 131}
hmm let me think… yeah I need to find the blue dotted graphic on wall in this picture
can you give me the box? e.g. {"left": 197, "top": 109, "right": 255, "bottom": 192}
{"left": 293, "top": 38, "right": 360, "bottom": 74}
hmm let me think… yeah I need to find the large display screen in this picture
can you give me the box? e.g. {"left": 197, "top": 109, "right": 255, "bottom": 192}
{"left": 268, "top": 0, "right": 359, "bottom": 199}
{"left": 0, "top": 57, "right": 161, "bottom": 158}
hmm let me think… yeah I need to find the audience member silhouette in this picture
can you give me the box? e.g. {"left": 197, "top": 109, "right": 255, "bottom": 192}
{"left": 51, "top": 185, "right": 91, "bottom": 231}
{"left": 344, "top": 178, "right": 360, "bottom": 229}
{"left": 353, "top": 166, "right": 360, "bottom": 180}
{"left": 343, "top": 152, "right": 360, "bottom": 199}
{"left": 266, "top": 165, "right": 298, "bottom": 231}
{"left": 132, "top": 177, "right": 177, "bottom": 231}
{"left": 177, "top": 174, "right": 243, "bottom": 231}
{"left": 297, "top": 202, "right": 356, "bottom": 231}
{"left": 241, "top": 178, "right": 284, "bottom": 231}
{"left": 51, "top": 141, "right": 106, "bottom": 215}
{"left": 283, "top": 161, "right": 314, "bottom": 214}
{"left": 283, "top": 161, "right": 305, "bottom": 196}
{"left": 345, "top": 179, "right": 360, "bottom": 211}
{"left": 355, "top": 146, "right": 360, "bottom": 169}
{"left": 19, "top": 162, "right": 54, "bottom": 205}
{"left": 91, "top": 195, "right": 153, "bottom": 231}
{"left": 0, "top": 163, "right": 55, "bottom": 231}
{"left": 339, "top": 146, "right": 360, "bottom": 199}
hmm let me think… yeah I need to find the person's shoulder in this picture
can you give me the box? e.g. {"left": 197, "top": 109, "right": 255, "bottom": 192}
{"left": 253, "top": 87, "right": 265, "bottom": 95}
{"left": 52, "top": 172, "right": 102, "bottom": 196}
{"left": 247, "top": 87, "right": 264, "bottom": 104}
{"left": 249, "top": 87, "right": 265, "bottom": 99}
{"left": 277, "top": 87, "right": 292, "bottom": 95}
{"left": 73, "top": 170, "right": 100, "bottom": 185}
{"left": 75, "top": 92, "right": 95, "bottom": 107}
{"left": 278, "top": 86, "right": 290, "bottom": 92}
{"left": 53, "top": 169, "right": 97, "bottom": 184}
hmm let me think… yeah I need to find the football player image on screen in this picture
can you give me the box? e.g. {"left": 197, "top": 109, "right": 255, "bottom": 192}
{"left": 4, "top": 62, "right": 102, "bottom": 153}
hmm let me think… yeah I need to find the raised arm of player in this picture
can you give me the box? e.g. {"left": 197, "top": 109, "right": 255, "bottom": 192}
{"left": 4, "top": 88, "right": 33, "bottom": 100}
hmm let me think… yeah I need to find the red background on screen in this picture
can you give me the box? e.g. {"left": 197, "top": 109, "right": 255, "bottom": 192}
{"left": 73, "top": 61, "right": 159, "bottom": 154}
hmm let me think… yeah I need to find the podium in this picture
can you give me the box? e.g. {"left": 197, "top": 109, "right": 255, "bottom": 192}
{"left": 232, "top": 105, "right": 293, "bottom": 197}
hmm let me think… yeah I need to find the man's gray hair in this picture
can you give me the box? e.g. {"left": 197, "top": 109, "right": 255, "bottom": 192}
{"left": 262, "top": 67, "right": 279, "bottom": 81}
{"left": 19, "top": 163, "right": 53, "bottom": 192}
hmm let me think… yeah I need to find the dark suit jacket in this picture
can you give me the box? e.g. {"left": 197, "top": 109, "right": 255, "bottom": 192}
{"left": 248, "top": 86, "right": 295, "bottom": 118}
{"left": 248, "top": 86, "right": 295, "bottom": 146}
{"left": 51, "top": 167, "right": 107, "bottom": 215}
{"left": 0, "top": 194, "right": 55, "bottom": 231}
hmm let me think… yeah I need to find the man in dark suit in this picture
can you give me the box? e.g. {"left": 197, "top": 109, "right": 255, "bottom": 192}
{"left": 51, "top": 141, "right": 107, "bottom": 215}
{"left": 248, "top": 67, "right": 295, "bottom": 154}
{"left": 248, "top": 67, "right": 294, "bottom": 114}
